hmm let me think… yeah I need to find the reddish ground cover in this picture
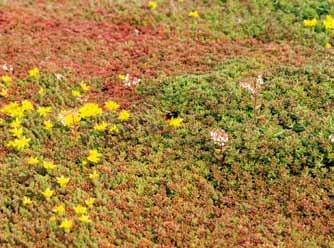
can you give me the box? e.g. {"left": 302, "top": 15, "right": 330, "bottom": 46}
{"left": 0, "top": 3, "right": 313, "bottom": 109}
{"left": 0, "top": 3, "right": 312, "bottom": 80}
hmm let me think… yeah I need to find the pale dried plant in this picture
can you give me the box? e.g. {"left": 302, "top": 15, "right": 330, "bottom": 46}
{"left": 123, "top": 74, "right": 141, "bottom": 87}
{"left": 2, "top": 64, "right": 13, "bottom": 73}
{"left": 240, "top": 82, "right": 256, "bottom": 95}
{"left": 210, "top": 128, "right": 229, "bottom": 152}
{"left": 329, "top": 134, "right": 334, "bottom": 143}
{"left": 240, "top": 75, "right": 265, "bottom": 121}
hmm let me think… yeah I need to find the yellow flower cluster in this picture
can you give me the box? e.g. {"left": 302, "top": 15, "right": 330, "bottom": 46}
{"left": 42, "top": 188, "right": 54, "bottom": 200}
{"left": 94, "top": 121, "right": 108, "bottom": 132}
{"left": 118, "top": 110, "right": 130, "bottom": 121}
{"left": 87, "top": 149, "right": 102, "bottom": 164}
{"left": 53, "top": 204, "right": 66, "bottom": 215}
{"left": 303, "top": 15, "right": 334, "bottom": 30}
{"left": 109, "top": 124, "right": 119, "bottom": 133}
{"left": 1, "top": 69, "right": 105, "bottom": 235}
{"left": 89, "top": 170, "right": 99, "bottom": 181}
{"left": 43, "top": 161, "right": 57, "bottom": 172}
{"left": 118, "top": 74, "right": 126, "bottom": 81}
{"left": 71, "top": 90, "right": 81, "bottom": 98}
{"left": 27, "top": 156, "right": 39, "bottom": 165}
{"left": 28, "top": 67, "right": 40, "bottom": 78}
{"left": 9, "top": 127, "right": 23, "bottom": 138}
{"left": 71, "top": 81, "right": 90, "bottom": 98}
{"left": 188, "top": 11, "right": 199, "bottom": 18}
{"left": 5, "top": 69, "right": 148, "bottom": 235}
{"left": 58, "top": 110, "right": 81, "bottom": 127}
{"left": 105, "top": 100, "right": 120, "bottom": 112}
{"left": 148, "top": 1, "right": 158, "bottom": 9}
{"left": 56, "top": 176, "right": 70, "bottom": 188}
{"left": 1, "top": 75, "right": 12, "bottom": 97}
{"left": 6, "top": 136, "right": 31, "bottom": 151}
{"left": 0, "top": 88, "right": 8, "bottom": 97}
{"left": 37, "top": 106, "right": 52, "bottom": 117}
{"left": 0, "top": 75, "right": 13, "bottom": 97}
{"left": 85, "top": 198, "right": 95, "bottom": 207}
{"left": 43, "top": 120, "right": 53, "bottom": 131}
{"left": 74, "top": 205, "right": 87, "bottom": 215}
{"left": 57, "top": 200, "right": 94, "bottom": 232}
{"left": 23, "top": 196, "right": 32, "bottom": 206}
{"left": 59, "top": 219, "right": 73, "bottom": 233}
{"left": 74, "top": 205, "right": 91, "bottom": 223}
{"left": 1, "top": 75, "right": 12, "bottom": 85}
{"left": 78, "top": 103, "right": 103, "bottom": 118}
{"left": 168, "top": 117, "right": 183, "bottom": 128}
{"left": 303, "top": 18, "right": 317, "bottom": 27}
{"left": 324, "top": 15, "right": 334, "bottom": 29}
{"left": 1, "top": 100, "right": 33, "bottom": 118}
{"left": 80, "top": 82, "right": 90, "bottom": 92}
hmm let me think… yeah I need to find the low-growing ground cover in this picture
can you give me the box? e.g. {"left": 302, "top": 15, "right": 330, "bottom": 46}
{"left": 0, "top": 0, "right": 333, "bottom": 247}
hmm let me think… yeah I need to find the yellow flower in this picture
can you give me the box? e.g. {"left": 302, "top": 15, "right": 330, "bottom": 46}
{"left": 38, "top": 87, "right": 45, "bottom": 96}
{"left": 52, "top": 204, "right": 66, "bottom": 215}
{"left": 303, "top": 18, "right": 317, "bottom": 27}
{"left": 81, "top": 160, "right": 88, "bottom": 167}
{"left": 37, "top": 106, "right": 52, "bottom": 117}
{"left": 78, "top": 215, "right": 92, "bottom": 224}
{"left": 188, "top": 11, "right": 199, "bottom": 18}
{"left": 73, "top": 205, "right": 87, "bottom": 216}
{"left": 43, "top": 120, "right": 53, "bottom": 131}
{"left": 87, "top": 149, "right": 102, "bottom": 164}
{"left": 80, "top": 82, "right": 90, "bottom": 92}
{"left": 28, "top": 67, "right": 40, "bottom": 78}
{"left": 6, "top": 136, "right": 30, "bottom": 151}
{"left": 9, "top": 127, "right": 23, "bottom": 138}
{"left": 168, "top": 117, "right": 183, "bottom": 128}
{"left": 58, "top": 110, "right": 81, "bottom": 127}
{"left": 21, "top": 100, "right": 34, "bottom": 112}
{"left": 49, "top": 215, "right": 57, "bottom": 222}
{"left": 118, "top": 110, "right": 130, "bottom": 121}
{"left": 94, "top": 121, "right": 108, "bottom": 132}
{"left": 42, "top": 188, "right": 54, "bottom": 200}
{"left": 104, "top": 100, "right": 120, "bottom": 112}
{"left": 43, "top": 161, "right": 56, "bottom": 171}
{"left": 324, "top": 15, "right": 334, "bottom": 29}
{"left": 118, "top": 74, "right": 126, "bottom": 81}
{"left": 85, "top": 198, "right": 96, "bottom": 208}
{"left": 109, "top": 124, "right": 119, "bottom": 133}
{"left": 23, "top": 196, "right": 32, "bottom": 206}
{"left": 89, "top": 170, "right": 99, "bottom": 181}
{"left": 1, "top": 75, "right": 12, "bottom": 85}
{"left": 71, "top": 90, "right": 81, "bottom": 98}
{"left": 64, "top": 113, "right": 80, "bottom": 127}
{"left": 10, "top": 118, "right": 22, "bottom": 128}
{"left": 325, "top": 42, "right": 332, "bottom": 49}
{"left": 27, "top": 156, "right": 39, "bottom": 165}
{"left": 0, "top": 88, "right": 8, "bottom": 97}
{"left": 148, "top": 1, "right": 158, "bottom": 9}
{"left": 1, "top": 102, "right": 24, "bottom": 118}
{"left": 59, "top": 219, "right": 73, "bottom": 233}
{"left": 78, "top": 103, "right": 103, "bottom": 118}
{"left": 56, "top": 176, "right": 70, "bottom": 188}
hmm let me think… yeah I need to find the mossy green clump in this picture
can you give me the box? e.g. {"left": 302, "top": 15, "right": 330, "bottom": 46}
{"left": 140, "top": 57, "right": 334, "bottom": 176}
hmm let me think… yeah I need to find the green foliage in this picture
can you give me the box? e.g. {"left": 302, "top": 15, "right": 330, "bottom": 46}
{"left": 140, "top": 58, "right": 334, "bottom": 176}
{"left": 274, "top": 0, "right": 334, "bottom": 18}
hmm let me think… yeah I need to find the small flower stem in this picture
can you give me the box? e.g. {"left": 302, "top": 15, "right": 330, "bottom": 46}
{"left": 253, "top": 80, "right": 257, "bottom": 122}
